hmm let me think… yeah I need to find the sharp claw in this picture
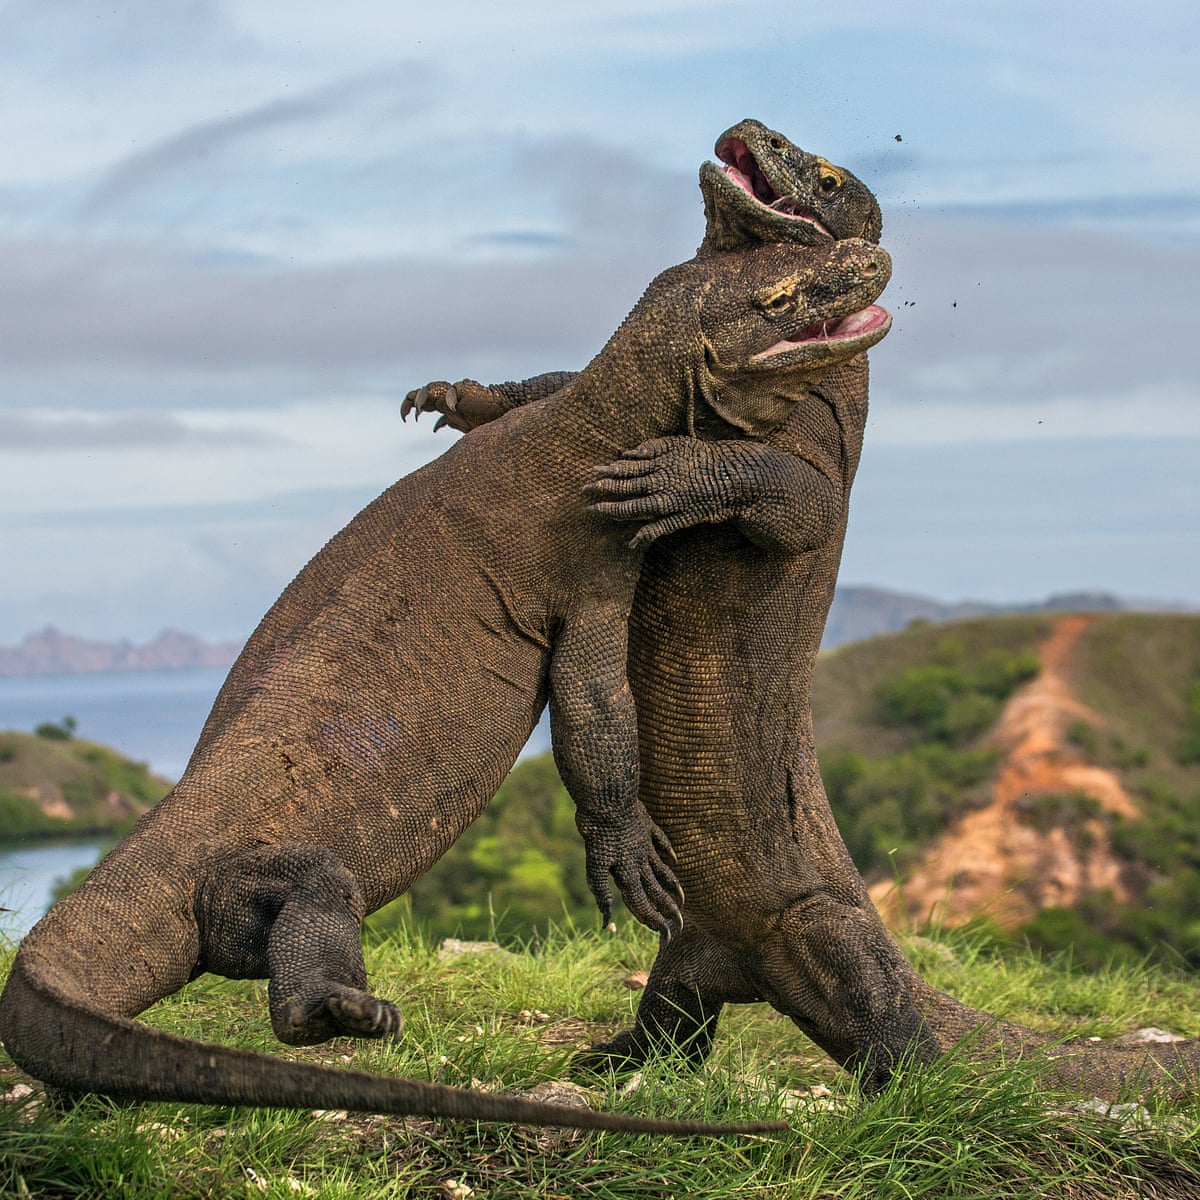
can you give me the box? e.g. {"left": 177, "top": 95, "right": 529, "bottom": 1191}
{"left": 434, "top": 415, "right": 449, "bottom": 432}
{"left": 445, "top": 384, "right": 458, "bottom": 412}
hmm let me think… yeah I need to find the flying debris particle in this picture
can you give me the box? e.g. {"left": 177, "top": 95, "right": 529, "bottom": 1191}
{"left": 894, "top": 133, "right": 903, "bottom": 142}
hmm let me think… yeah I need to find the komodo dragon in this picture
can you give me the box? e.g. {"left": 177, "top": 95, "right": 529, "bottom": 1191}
{"left": 0, "top": 237, "right": 893, "bottom": 1134}
{"left": 408, "top": 120, "right": 1200, "bottom": 1100}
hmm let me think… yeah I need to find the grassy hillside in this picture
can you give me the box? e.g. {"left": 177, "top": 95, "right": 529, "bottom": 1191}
{"left": 4, "top": 925, "right": 1200, "bottom": 1199}
{"left": 0, "top": 724, "right": 169, "bottom": 846}
{"left": 1063, "top": 614, "right": 1200, "bottom": 798}
{"left": 813, "top": 614, "right": 1051, "bottom": 874}
{"left": 813, "top": 612, "right": 1200, "bottom": 965}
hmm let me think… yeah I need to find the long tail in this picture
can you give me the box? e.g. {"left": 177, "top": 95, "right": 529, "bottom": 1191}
{"left": 0, "top": 956, "right": 785, "bottom": 1136}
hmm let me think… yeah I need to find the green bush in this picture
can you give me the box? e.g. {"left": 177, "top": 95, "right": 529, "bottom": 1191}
{"left": 874, "top": 648, "right": 1038, "bottom": 746}
{"left": 34, "top": 715, "right": 77, "bottom": 741}
{"left": 822, "top": 744, "right": 1000, "bottom": 876}
{"left": 1016, "top": 791, "right": 1102, "bottom": 837}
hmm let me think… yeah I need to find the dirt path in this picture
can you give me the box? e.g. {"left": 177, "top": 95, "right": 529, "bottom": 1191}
{"left": 870, "top": 614, "right": 1138, "bottom": 929}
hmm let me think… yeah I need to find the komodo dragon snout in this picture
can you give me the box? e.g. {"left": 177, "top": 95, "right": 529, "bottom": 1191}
{"left": 696, "top": 238, "right": 891, "bottom": 436}
{"left": 701, "top": 117, "right": 883, "bottom": 251}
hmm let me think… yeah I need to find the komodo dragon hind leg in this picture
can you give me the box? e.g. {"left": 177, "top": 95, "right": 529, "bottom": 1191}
{"left": 574, "top": 926, "right": 761, "bottom": 1075}
{"left": 195, "top": 843, "right": 402, "bottom": 1047}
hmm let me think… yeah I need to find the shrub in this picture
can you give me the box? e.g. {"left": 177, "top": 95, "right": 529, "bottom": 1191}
{"left": 35, "top": 715, "right": 77, "bottom": 740}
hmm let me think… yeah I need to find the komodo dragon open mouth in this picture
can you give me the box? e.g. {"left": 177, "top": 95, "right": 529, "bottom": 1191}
{"left": 752, "top": 304, "right": 891, "bottom": 363}
{"left": 715, "top": 135, "right": 833, "bottom": 235}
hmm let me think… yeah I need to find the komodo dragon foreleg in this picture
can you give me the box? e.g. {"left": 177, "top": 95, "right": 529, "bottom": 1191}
{"left": 548, "top": 578, "right": 683, "bottom": 932}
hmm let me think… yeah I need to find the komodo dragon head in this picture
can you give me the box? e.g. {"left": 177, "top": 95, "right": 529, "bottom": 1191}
{"left": 691, "top": 236, "right": 892, "bottom": 436}
{"left": 700, "top": 117, "right": 883, "bottom": 252}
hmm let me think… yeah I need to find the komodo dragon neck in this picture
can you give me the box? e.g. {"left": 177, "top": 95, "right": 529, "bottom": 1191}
{"left": 544, "top": 265, "right": 712, "bottom": 453}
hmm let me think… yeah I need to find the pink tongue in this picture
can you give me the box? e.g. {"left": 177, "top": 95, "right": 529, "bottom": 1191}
{"left": 832, "top": 309, "right": 879, "bottom": 336}
{"left": 722, "top": 163, "right": 755, "bottom": 196}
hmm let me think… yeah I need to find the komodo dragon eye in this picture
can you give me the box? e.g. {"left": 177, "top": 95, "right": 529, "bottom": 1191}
{"left": 815, "top": 159, "right": 845, "bottom": 194}
{"left": 754, "top": 284, "right": 797, "bottom": 313}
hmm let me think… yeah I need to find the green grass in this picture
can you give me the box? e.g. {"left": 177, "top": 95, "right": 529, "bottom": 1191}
{"left": 4, "top": 924, "right": 1200, "bottom": 1198}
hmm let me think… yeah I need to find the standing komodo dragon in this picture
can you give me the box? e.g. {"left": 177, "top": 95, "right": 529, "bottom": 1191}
{"left": 409, "top": 120, "right": 1200, "bottom": 1100}
{"left": 0, "top": 237, "right": 893, "bottom": 1134}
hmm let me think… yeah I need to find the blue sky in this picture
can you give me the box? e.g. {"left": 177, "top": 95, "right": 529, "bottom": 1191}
{"left": 2, "top": 0, "right": 1198, "bottom": 643}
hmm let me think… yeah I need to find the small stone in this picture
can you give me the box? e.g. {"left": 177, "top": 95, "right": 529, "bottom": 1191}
{"left": 438, "top": 938, "right": 512, "bottom": 960}
{"left": 1119, "top": 1027, "right": 1184, "bottom": 1045}
{"left": 135, "top": 1121, "right": 184, "bottom": 1141}
{"left": 514, "top": 1080, "right": 591, "bottom": 1108}
{"left": 622, "top": 971, "right": 650, "bottom": 990}
{"left": 310, "top": 1109, "right": 348, "bottom": 1121}
{"left": 442, "top": 1180, "right": 473, "bottom": 1199}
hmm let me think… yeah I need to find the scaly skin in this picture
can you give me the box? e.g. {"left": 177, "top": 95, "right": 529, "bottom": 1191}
{"left": 409, "top": 120, "right": 1200, "bottom": 1100}
{"left": 0, "top": 238, "right": 891, "bottom": 1135}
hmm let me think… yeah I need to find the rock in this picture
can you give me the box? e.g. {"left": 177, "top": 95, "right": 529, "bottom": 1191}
{"left": 1118, "top": 1027, "right": 1185, "bottom": 1045}
{"left": 437, "top": 939, "right": 514, "bottom": 960}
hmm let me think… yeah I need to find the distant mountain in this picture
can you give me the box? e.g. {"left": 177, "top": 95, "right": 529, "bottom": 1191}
{"left": 2, "top": 587, "right": 1190, "bottom": 676}
{"left": 822, "top": 585, "right": 1191, "bottom": 648}
{"left": 0, "top": 626, "right": 241, "bottom": 678}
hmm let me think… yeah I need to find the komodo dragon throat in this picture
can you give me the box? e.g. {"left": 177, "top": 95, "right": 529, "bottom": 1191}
{"left": 408, "top": 119, "right": 1200, "bottom": 1100}
{"left": 0, "top": 239, "right": 892, "bottom": 1134}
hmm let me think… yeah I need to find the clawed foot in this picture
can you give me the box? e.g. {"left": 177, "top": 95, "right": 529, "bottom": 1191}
{"left": 401, "top": 379, "right": 509, "bottom": 432}
{"left": 581, "top": 809, "right": 684, "bottom": 939}
{"left": 275, "top": 984, "right": 404, "bottom": 1046}
{"left": 584, "top": 437, "right": 736, "bottom": 549}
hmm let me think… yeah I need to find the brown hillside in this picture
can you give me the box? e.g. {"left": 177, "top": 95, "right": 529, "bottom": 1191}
{"left": 871, "top": 614, "right": 1141, "bottom": 929}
